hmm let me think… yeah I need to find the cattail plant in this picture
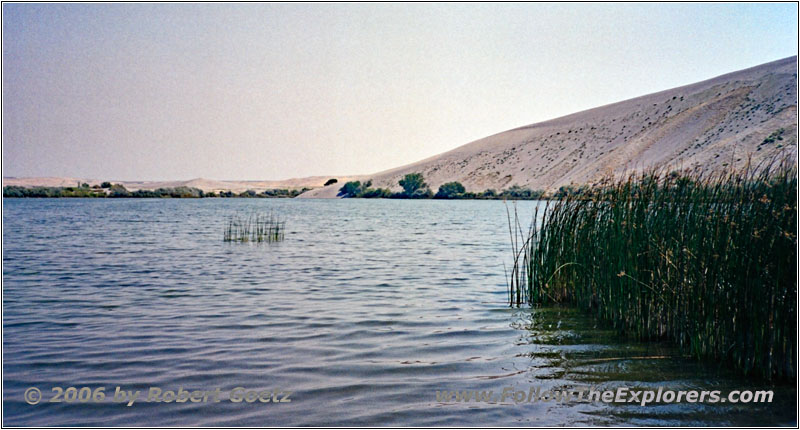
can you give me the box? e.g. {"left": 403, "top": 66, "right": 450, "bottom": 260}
{"left": 223, "top": 211, "right": 285, "bottom": 243}
{"left": 508, "top": 159, "right": 797, "bottom": 380}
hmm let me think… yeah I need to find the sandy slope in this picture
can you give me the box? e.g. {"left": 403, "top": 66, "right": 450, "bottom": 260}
{"left": 300, "top": 56, "right": 797, "bottom": 198}
{"left": 5, "top": 57, "right": 796, "bottom": 197}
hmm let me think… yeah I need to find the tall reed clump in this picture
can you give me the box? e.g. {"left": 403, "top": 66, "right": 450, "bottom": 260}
{"left": 509, "top": 160, "right": 797, "bottom": 380}
{"left": 223, "top": 212, "right": 285, "bottom": 243}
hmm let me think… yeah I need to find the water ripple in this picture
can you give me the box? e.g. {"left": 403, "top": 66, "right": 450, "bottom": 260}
{"left": 2, "top": 199, "right": 795, "bottom": 426}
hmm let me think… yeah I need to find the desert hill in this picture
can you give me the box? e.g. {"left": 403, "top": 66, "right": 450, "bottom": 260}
{"left": 301, "top": 56, "right": 797, "bottom": 198}
{"left": 5, "top": 57, "right": 796, "bottom": 197}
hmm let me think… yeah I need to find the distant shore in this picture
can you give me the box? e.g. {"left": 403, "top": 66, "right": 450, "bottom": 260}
{"left": 2, "top": 184, "right": 310, "bottom": 199}
{"left": 2, "top": 181, "right": 587, "bottom": 201}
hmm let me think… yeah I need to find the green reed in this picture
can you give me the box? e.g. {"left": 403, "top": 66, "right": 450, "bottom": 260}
{"left": 223, "top": 212, "right": 285, "bottom": 243}
{"left": 509, "top": 160, "right": 796, "bottom": 380}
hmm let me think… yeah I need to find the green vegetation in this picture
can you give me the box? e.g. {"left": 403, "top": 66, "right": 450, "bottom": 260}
{"left": 107, "top": 186, "right": 204, "bottom": 198}
{"left": 338, "top": 174, "right": 546, "bottom": 200}
{"left": 761, "top": 128, "right": 785, "bottom": 146}
{"left": 399, "top": 172, "right": 428, "bottom": 196}
{"left": 433, "top": 182, "right": 467, "bottom": 199}
{"left": 435, "top": 182, "right": 466, "bottom": 199}
{"left": 360, "top": 186, "right": 393, "bottom": 198}
{"left": 3, "top": 185, "right": 310, "bottom": 198}
{"left": 232, "top": 188, "right": 309, "bottom": 198}
{"left": 551, "top": 184, "right": 591, "bottom": 199}
{"left": 2, "top": 185, "right": 105, "bottom": 198}
{"left": 502, "top": 185, "right": 547, "bottom": 200}
{"left": 2, "top": 173, "right": 569, "bottom": 201}
{"left": 223, "top": 212, "right": 285, "bottom": 243}
{"left": 338, "top": 181, "right": 365, "bottom": 197}
{"left": 3, "top": 175, "right": 550, "bottom": 200}
{"left": 508, "top": 161, "right": 797, "bottom": 380}
{"left": 406, "top": 187, "right": 434, "bottom": 199}
{"left": 758, "top": 128, "right": 787, "bottom": 151}
{"left": 337, "top": 180, "right": 394, "bottom": 198}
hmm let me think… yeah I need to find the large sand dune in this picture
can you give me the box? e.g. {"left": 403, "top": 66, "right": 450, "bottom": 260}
{"left": 5, "top": 57, "right": 796, "bottom": 196}
{"left": 301, "top": 56, "right": 797, "bottom": 198}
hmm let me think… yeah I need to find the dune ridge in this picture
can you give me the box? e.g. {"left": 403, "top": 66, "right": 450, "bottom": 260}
{"left": 5, "top": 57, "right": 796, "bottom": 197}
{"left": 301, "top": 56, "right": 797, "bottom": 198}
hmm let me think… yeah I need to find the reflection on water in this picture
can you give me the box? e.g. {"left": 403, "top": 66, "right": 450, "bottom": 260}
{"left": 505, "top": 307, "right": 795, "bottom": 426}
{"left": 2, "top": 199, "right": 795, "bottom": 426}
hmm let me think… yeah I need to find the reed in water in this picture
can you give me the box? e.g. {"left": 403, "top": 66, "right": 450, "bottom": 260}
{"left": 508, "top": 160, "right": 797, "bottom": 380}
{"left": 224, "top": 212, "right": 286, "bottom": 243}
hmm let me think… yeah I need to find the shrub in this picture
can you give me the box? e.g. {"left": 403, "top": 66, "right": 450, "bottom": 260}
{"left": 3, "top": 186, "right": 26, "bottom": 197}
{"left": 261, "top": 189, "right": 289, "bottom": 197}
{"left": 399, "top": 173, "right": 427, "bottom": 196}
{"left": 409, "top": 188, "right": 433, "bottom": 199}
{"left": 108, "top": 184, "right": 130, "bottom": 198}
{"left": 324, "top": 178, "right": 338, "bottom": 186}
{"left": 360, "top": 187, "right": 392, "bottom": 198}
{"left": 502, "top": 185, "right": 546, "bottom": 200}
{"left": 338, "top": 181, "right": 362, "bottom": 198}
{"left": 435, "top": 182, "right": 466, "bottom": 199}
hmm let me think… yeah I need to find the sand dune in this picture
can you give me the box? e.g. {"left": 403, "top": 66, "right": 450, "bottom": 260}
{"left": 300, "top": 56, "right": 797, "bottom": 198}
{"left": 5, "top": 57, "right": 796, "bottom": 197}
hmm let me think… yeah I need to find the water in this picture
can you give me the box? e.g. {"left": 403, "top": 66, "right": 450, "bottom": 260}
{"left": 2, "top": 198, "right": 795, "bottom": 426}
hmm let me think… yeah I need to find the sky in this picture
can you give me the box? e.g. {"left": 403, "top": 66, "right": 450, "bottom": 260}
{"left": 2, "top": 3, "right": 798, "bottom": 181}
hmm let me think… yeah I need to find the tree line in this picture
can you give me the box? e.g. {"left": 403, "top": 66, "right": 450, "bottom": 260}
{"left": 337, "top": 172, "right": 557, "bottom": 200}
{"left": 3, "top": 183, "right": 311, "bottom": 198}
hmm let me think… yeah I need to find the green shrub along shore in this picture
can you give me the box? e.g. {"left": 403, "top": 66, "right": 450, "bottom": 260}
{"left": 4, "top": 172, "right": 581, "bottom": 200}
{"left": 508, "top": 161, "right": 797, "bottom": 380}
{"left": 337, "top": 173, "right": 552, "bottom": 200}
{"left": 2, "top": 184, "right": 311, "bottom": 198}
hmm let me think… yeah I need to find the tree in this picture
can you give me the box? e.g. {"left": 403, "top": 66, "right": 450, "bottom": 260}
{"left": 100, "top": 182, "right": 112, "bottom": 188}
{"left": 338, "top": 181, "right": 362, "bottom": 198}
{"left": 324, "top": 178, "right": 338, "bottom": 186}
{"left": 411, "top": 188, "right": 433, "bottom": 199}
{"left": 502, "top": 185, "right": 545, "bottom": 200}
{"left": 108, "top": 184, "right": 130, "bottom": 198}
{"left": 399, "top": 173, "right": 427, "bottom": 196}
{"left": 435, "top": 182, "right": 465, "bottom": 199}
{"left": 360, "top": 187, "right": 392, "bottom": 198}
{"left": 3, "top": 186, "right": 25, "bottom": 197}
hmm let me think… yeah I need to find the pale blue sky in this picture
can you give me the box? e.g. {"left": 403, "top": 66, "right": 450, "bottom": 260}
{"left": 3, "top": 3, "right": 797, "bottom": 180}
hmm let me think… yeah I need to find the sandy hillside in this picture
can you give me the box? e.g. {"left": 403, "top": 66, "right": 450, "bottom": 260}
{"left": 301, "top": 56, "right": 797, "bottom": 198}
{"left": 5, "top": 57, "right": 796, "bottom": 197}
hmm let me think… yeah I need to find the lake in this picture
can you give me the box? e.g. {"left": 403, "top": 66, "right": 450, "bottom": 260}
{"left": 2, "top": 198, "right": 795, "bottom": 426}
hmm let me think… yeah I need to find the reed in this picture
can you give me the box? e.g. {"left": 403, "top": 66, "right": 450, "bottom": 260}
{"left": 223, "top": 212, "right": 286, "bottom": 243}
{"left": 509, "top": 160, "right": 797, "bottom": 380}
